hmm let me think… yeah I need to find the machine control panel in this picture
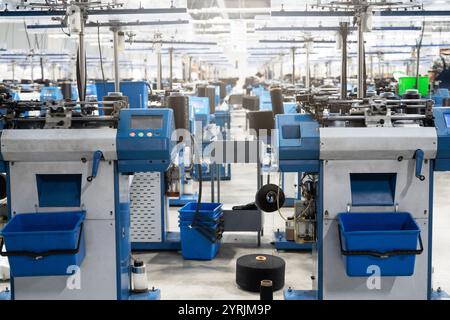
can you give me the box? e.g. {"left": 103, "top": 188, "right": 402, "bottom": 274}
{"left": 433, "top": 107, "right": 450, "bottom": 171}
{"left": 275, "top": 113, "right": 320, "bottom": 173}
{"left": 117, "top": 108, "right": 175, "bottom": 172}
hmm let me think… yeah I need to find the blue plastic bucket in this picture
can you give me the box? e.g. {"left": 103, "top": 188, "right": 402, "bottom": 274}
{"left": 179, "top": 212, "right": 223, "bottom": 226}
{"left": 178, "top": 202, "right": 223, "bottom": 220}
{"left": 1, "top": 211, "right": 86, "bottom": 277}
{"left": 179, "top": 224, "right": 221, "bottom": 260}
{"left": 338, "top": 212, "right": 422, "bottom": 277}
{"left": 178, "top": 202, "right": 223, "bottom": 260}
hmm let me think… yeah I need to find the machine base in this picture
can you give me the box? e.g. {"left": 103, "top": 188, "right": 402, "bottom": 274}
{"left": 284, "top": 289, "right": 317, "bottom": 300}
{"left": 132, "top": 232, "right": 181, "bottom": 251}
{"left": 169, "top": 194, "right": 198, "bottom": 207}
{"left": 283, "top": 288, "right": 449, "bottom": 300}
{"left": 0, "top": 289, "right": 11, "bottom": 300}
{"left": 273, "top": 231, "right": 313, "bottom": 251}
{"left": 129, "top": 289, "right": 161, "bottom": 300}
{"left": 431, "top": 289, "right": 450, "bottom": 300}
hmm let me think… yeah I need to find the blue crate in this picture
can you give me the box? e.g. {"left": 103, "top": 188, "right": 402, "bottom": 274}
{"left": 179, "top": 210, "right": 223, "bottom": 223}
{"left": 338, "top": 212, "right": 422, "bottom": 277}
{"left": 0, "top": 211, "right": 86, "bottom": 277}
{"left": 178, "top": 202, "right": 223, "bottom": 220}
{"left": 179, "top": 224, "right": 221, "bottom": 260}
{"left": 179, "top": 216, "right": 223, "bottom": 229}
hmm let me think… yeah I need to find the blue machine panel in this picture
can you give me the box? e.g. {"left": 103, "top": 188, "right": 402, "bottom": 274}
{"left": 189, "top": 97, "right": 210, "bottom": 131}
{"left": 117, "top": 108, "right": 174, "bottom": 172}
{"left": 275, "top": 113, "right": 320, "bottom": 173}
{"left": 189, "top": 97, "right": 210, "bottom": 118}
{"left": 95, "top": 81, "right": 149, "bottom": 109}
{"left": 214, "top": 86, "right": 220, "bottom": 107}
{"left": 283, "top": 102, "right": 298, "bottom": 114}
{"left": 433, "top": 107, "right": 450, "bottom": 171}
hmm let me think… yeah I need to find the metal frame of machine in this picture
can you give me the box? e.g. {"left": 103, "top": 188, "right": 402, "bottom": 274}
{"left": 275, "top": 96, "right": 450, "bottom": 300}
{"left": 0, "top": 96, "right": 175, "bottom": 299}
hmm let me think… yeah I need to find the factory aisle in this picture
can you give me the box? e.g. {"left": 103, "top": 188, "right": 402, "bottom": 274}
{"left": 134, "top": 107, "right": 450, "bottom": 300}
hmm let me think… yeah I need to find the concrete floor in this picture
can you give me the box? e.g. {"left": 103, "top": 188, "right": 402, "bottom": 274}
{"left": 2, "top": 108, "right": 450, "bottom": 299}
{"left": 136, "top": 109, "right": 450, "bottom": 300}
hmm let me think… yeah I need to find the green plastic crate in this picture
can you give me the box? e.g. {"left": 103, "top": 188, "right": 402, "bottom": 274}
{"left": 398, "top": 76, "right": 429, "bottom": 97}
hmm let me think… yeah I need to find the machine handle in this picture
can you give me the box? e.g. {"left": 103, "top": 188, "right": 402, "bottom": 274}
{"left": 338, "top": 226, "right": 423, "bottom": 259}
{"left": 414, "top": 149, "right": 426, "bottom": 181}
{"left": 87, "top": 150, "right": 103, "bottom": 182}
{"left": 0, "top": 223, "right": 84, "bottom": 260}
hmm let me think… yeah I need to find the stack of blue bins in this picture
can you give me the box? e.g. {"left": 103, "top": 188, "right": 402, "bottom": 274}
{"left": 178, "top": 202, "right": 224, "bottom": 260}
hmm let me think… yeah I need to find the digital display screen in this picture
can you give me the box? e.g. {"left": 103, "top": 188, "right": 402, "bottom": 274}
{"left": 445, "top": 114, "right": 450, "bottom": 128}
{"left": 131, "top": 115, "right": 163, "bottom": 130}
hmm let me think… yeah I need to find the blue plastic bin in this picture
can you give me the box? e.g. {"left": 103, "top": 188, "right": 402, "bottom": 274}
{"left": 178, "top": 202, "right": 223, "bottom": 221}
{"left": 179, "top": 224, "right": 221, "bottom": 260}
{"left": 0, "top": 211, "right": 86, "bottom": 277}
{"left": 338, "top": 213, "right": 422, "bottom": 277}
{"left": 178, "top": 202, "right": 223, "bottom": 260}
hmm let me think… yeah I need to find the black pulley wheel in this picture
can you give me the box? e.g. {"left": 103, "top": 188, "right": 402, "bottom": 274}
{"left": 255, "top": 184, "right": 285, "bottom": 213}
{"left": 236, "top": 254, "right": 285, "bottom": 292}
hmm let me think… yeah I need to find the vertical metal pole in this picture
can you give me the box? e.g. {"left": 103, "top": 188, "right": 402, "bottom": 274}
{"left": 79, "top": 9, "right": 86, "bottom": 100}
{"left": 112, "top": 28, "right": 121, "bottom": 93}
{"left": 217, "top": 164, "right": 221, "bottom": 203}
{"left": 279, "top": 54, "right": 283, "bottom": 80}
{"left": 30, "top": 58, "right": 34, "bottom": 82}
{"left": 377, "top": 53, "right": 382, "bottom": 78}
{"left": 188, "top": 56, "right": 192, "bottom": 82}
{"left": 291, "top": 47, "right": 295, "bottom": 85}
{"left": 52, "top": 63, "right": 56, "bottom": 81}
{"left": 144, "top": 58, "right": 148, "bottom": 80}
{"left": 40, "top": 57, "right": 44, "bottom": 80}
{"left": 157, "top": 49, "right": 162, "bottom": 90}
{"left": 169, "top": 47, "right": 173, "bottom": 90}
{"left": 12, "top": 61, "right": 15, "bottom": 82}
{"left": 257, "top": 140, "right": 262, "bottom": 190}
{"left": 211, "top": 163, "right": 215, "bottom": 203}
{"left": 369, "top": 55, "right": 374, "bottom": 80}
{"left": 357, "top": 14, "right": 365, "bottom": 99}
{"left": 306, "top": 42, "right": 311, "bottom": 90}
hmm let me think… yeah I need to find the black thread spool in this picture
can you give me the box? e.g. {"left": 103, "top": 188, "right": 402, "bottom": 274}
{"left": 242, "top": 96, "right": 260, "bottom": 111}
{"left": 197, "top": 85, "right": 207, "bottom": 97}
{"left": 260, "top": 280, "right": 273, "bottom": 301}
{"left": 247, "top": 110, "right": 275, "bottom": 140}
{"left": 167, "top": 94, "right": 189, "bottom": 131}
{"left": 270, "top": 87, "right": 284, "bottom": 116}
{"left": 236, "top": 254, "right": 285, "bottom": 293}
{"left": 206, "top": 85, "right": 216, "bottom": 114}
{"left": 60, "top": 82, "right": 72, "bottom": 101}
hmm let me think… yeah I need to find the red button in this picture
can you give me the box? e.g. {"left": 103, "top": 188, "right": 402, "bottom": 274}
{"left": 129, "top": 132, "right": 136, "bottom": 137}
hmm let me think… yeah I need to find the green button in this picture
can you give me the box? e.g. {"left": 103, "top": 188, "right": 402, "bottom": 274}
{"left": 138, "top": 132, "right": 144, "bottom": 137}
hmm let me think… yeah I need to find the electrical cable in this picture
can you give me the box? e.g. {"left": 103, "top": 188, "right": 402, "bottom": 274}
{"left": 97, "top": 22, "right": 107, "bottom": 96}
{"left": 276, "top": 171, "right": 287, "bottom": 222}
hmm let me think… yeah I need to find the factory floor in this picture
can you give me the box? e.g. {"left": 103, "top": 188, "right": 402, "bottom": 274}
{"left": 136, "top": 109, "right": 310, "bottom": 300}
{"left": 1, "top": 109, "right": 450, "bottom": 300}
{"left": 136, "top": 109, "right": 450, "bottom": 300}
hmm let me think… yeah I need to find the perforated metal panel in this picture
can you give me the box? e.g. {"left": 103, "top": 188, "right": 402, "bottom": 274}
{"left": 130, "top": 172, "right": 162, "bottom": 242}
